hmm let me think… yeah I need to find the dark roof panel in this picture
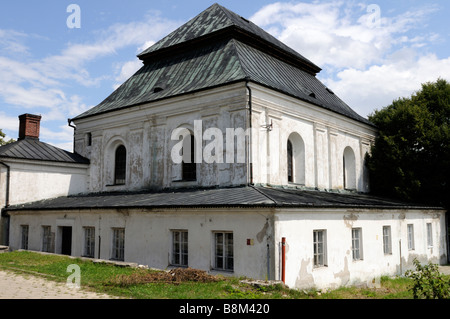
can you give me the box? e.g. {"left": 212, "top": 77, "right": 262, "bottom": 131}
{"left": 73, "top": 38, "right": 371, "bottom": 125}
{"left": 137, "top": 3, "right": 319, "bottom": 72}
{"left": 0, "top": 138, "right": 90, "bottom": 164}
{"left": 5, "top": 186, "right": 440, "bottom": 212}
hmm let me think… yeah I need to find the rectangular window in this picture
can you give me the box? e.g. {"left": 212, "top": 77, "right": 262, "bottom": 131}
{"left": 21, "top": 225, "right": 29, "bottom": 250}
{"left": 426, "top": 223, "right": 433, "bottom": 247}
{"left": 84, "top": 227, "right": 95, "bottom": 258}
{"left": 172, "top": 230, "right": 188, "bottom": 267}
{"left": 352, "top": 228, "right": 363, "bottom": 261}
{"left": 383, "top": 226, "right": 392, "bottom": 255}
{"left": 313, "top": 230, "right": 327, "bottom": 267}
{"left": 407, "top": 224, "right": 415, "bottom": 250}
{"left": 214, "top": 232, "right": 233, "bottom": 271}
{"left": 42, "top": 226, "right": 53, "bottom": 253}
{"left": 111, "top": 228, "right": 125, "bottom": 261}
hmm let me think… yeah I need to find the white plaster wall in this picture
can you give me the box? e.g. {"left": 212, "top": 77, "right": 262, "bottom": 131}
{"left": 0, "top": 159, "right": 88, "bottom": 208}
{"left": 274, "top": 208, "right": 447, "bottom": 290}
{"left": 8, "top": 208, "right": 274, "bottom": 281}
{"left": 73, "top": 84, "right": 250, "bottom": 192}
{"left": 8, "top": 207, "right": 447, "bottom": 290}
{"left": 250, "top": 84, "right": 376, "bottom": 192}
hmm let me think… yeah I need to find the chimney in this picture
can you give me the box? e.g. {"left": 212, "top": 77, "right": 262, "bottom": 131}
{"left": 18, "top": 114, "right": 42, "bottom": 140}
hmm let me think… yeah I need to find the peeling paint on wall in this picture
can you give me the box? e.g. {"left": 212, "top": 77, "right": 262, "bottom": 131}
{"left": 343, "top": 212, "right": 359, "bottom": 228}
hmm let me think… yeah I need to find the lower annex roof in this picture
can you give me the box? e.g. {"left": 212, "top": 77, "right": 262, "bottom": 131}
{"left": 4, "top": 185, "right": 442, "bottom": 212}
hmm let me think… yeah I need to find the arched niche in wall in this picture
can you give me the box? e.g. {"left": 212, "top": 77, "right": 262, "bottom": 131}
{"left": 287, "top": 132, "right": 306, "bottom": 185}
{"left": 343, "top": 146, "right": 356, "bottom": 190}
{"left": 104, "top": 137, "right": 128, "bottom": 187}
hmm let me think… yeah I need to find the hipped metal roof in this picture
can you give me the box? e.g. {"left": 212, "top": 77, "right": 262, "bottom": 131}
{"left": 5, "top": 186, "right": 440, "bottom": 212}
{"left": 72, "top": 3, "right": 372, "bottom": 126}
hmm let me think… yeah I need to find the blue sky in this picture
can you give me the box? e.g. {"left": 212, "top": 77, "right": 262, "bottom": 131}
{"left": 0, "top": 0, "right": 449, "bottom": 151}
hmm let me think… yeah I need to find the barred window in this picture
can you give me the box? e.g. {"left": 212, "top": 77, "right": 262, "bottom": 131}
{"left": 21, "top": 225, "right": 29, "bottom": 250}
{"left": 42, "top": 226, "right": 53, "bottom": 253}
{"left": 84, "top": 227, "right": 95, "bottom": 258}
{"left": 112, "top": 228, "right": 125, "bottom": 261}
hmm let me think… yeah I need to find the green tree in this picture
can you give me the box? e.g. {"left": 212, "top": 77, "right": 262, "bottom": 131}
{"left": 0, "top": 129, "right": 15, "bottom": 146}
{"left": 366, "top": 78, "right": 450, "bottom": 207}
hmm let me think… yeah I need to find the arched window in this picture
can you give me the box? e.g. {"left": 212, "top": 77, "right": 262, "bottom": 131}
{"left": 182, "top": 134, "right": 196, "bottom": 181}
{"left": 287, "top": 133, "right": 305, "bottom": 185}
{"left": 343, "top": 146, "right": 356, "bottom": 190}
{"left": 114, "top": 145, "right": 126, "bottom": 185}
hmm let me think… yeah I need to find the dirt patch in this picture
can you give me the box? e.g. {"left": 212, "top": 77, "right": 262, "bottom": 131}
{"left": 109, "top": 268, "right": 221, "bottom": 286}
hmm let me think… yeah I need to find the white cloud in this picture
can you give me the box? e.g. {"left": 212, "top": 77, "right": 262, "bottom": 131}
{"left": 250, "top": 1, "right": 449, "bottom": 116}
{"left": 0, "top": 111, "right": 19, "bottom": 140}
{"left": 323, "top": 53, "right": 450, "bottom": 116}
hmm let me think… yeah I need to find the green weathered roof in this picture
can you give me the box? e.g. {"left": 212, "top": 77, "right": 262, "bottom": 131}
{"left": 138, "top": 3, "right": 320, "bottom": 74}
{"left": 72, "top": 3, "right": 372, "bottom": 126}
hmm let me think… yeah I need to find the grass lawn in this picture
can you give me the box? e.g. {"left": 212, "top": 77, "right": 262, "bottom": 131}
{"left": 0, "top": 250, "right": 418, "bottom": 299}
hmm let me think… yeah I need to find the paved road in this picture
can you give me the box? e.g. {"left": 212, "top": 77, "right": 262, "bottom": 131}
{"left": 439, "top": 265, "right": 450, "bottom": 275}
{"left": 0, "top": 270, "right": 117, "bottom": 299}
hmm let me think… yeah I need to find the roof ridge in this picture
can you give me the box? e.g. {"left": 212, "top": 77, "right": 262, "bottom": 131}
{"left": 250, "top": 185, "right": 278, "bottom": 205}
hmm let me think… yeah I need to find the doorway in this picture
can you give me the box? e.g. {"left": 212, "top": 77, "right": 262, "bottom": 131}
{"left": 61, "top": 226, "right": 72, "bottom": 256}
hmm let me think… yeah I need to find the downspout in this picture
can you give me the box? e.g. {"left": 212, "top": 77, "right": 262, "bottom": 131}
{"left": 0, "top": 161, "right": 10, "bottom": 246}
{"left": 245, "top": 79, "right": 253, "bottom": 185}
{"left": 68, "top": 118, "right": 76, "bottom": 153}
{"left": 281, "top": 237, "right": 286, "bottom": 284}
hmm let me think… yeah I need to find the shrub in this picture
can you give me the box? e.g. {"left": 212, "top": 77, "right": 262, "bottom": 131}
{"left": 405, "top": 258, "right": 450, "bottom": 299}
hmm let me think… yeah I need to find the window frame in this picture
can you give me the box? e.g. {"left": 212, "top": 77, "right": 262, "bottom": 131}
{"left": 426, "top": 223, "right": 433, "bottom": 247}
{"left": 20, "top": 225, "right": 29, "bottom": 250}
{"left": 351, "top": 228, "right": 363, "bottom": 261}
{"left": 407, "top": 224, "right": 415, "bottom": 251}
{"left": 213, "top": 232, "right": 234, "bottom": 272}
{"left": 313, "top": 229, "right": 327, "bottom": 267}
{"left": 42, "top": 225, "right": 53, "bottom": 253}
{"left": 171, "top": 230, "right": 188, "bottom": 267}
{"left": 83, "top": 227, "right": 96, "bottom": 258}
{"left": 111, "top": 228, "right": 125, "bottom": 261}
{"left": 382, "top": 226, "right": 392, "bottom": 255}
